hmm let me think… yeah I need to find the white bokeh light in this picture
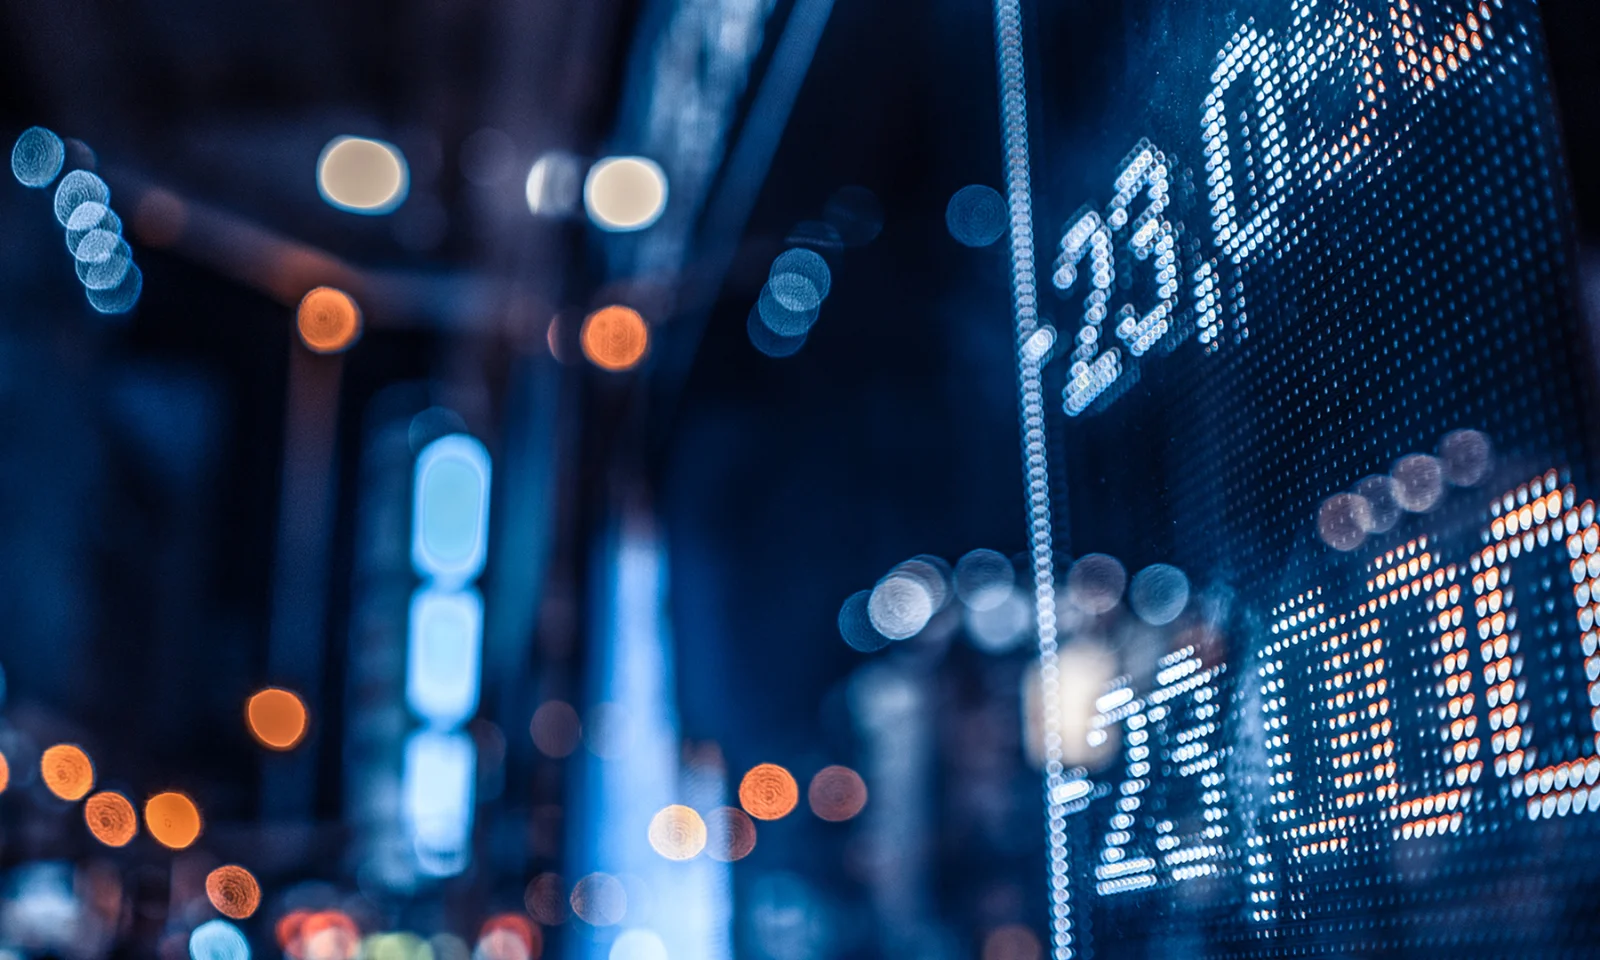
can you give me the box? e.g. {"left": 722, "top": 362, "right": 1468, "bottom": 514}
{"left": 318, "top": 136, "right": 409, "bottom": 214}
{"left": 868, "top": 572, "right": 934, "bottom": 640}
{"left": 609, "top": 930, "right": 668, "bottom": 960}
{"left": 584, "top": 156, "right": 668, "bottom": 231}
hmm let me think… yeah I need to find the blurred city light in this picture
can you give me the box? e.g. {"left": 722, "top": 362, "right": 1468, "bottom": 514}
{"left": 402, "top": 729, "right": 476, "bottom": 876}
{"left": 770, "top": 248, "right": 831, "bottom": 303}
{"left": 867, "top": 570, "right": 934, "bottom": 640}
{"left": 83, "top": 791, "right": 138, "bottom": 846}
{"left": 704, "top": 806, "right": 758, "bottom": 862}
{"left": 524, "top": 151, "right": 582, "bottom": 216}
{"left": 954, "top": 549, "right": 1014, "bottom": 611}
{"left": 964, "top": 588, "right": 1032, "bottom": 652}
{"left": 648, "top": 804, "right": 708, "bottom": 860}
{"left": 246, "top": 687, "right": 310, "bottom": 750}
{"left": 53, "top": 170, "right": 109, "bottom": 225}
{"left": 1064, "top": 553, "right": 1126, "bottom": 614}
{"left": 296, "top": 287, "right": 363, "bottom": 354}
{"left": 144, "top": 791, "right": 202, "bottom": 849}
{"left": 411, "top": 434, "right": 492, "bottom": 584}
{"left": 189, "top": 919, "right": 250, "bottom": 960}
{"left": 475, "top": 914, "right": 539, "bottom": 960}
{"left": 982, "top": 924, "right": 1043, "bottom": 960}
{"left": 945, "top": 184, "right": 1008, "bottom": 247}
{"left": 1023, "top": 643, "right": 1117, "bottom": 769}
{"left": 64, "top": 201, "right": 120, "bottom": 257}
{"left": 0, "top": 751, "right": 9, "bottom": 794}
{"left": 570, "top": 872, "right": 628, "bottom": 926}
{"left": 86, "top": 263, "right": 142, "bottom": 314}
{"left": 11, "top": 126, "right": 64, "bottom": 187}
{"left": 1440, "top": 428, "right": 1493, "bottom": 486}
{"left": 40, "top": 744, "right": 95, "bottom": 801}
{"left": 806, "top": 766, "right": 867, "bottom": 822}
{"left": 529, "top": 700, "right": 582, "bottom": 758}
{"left": 584, "top": 156, "right": 668, "bottom": 231}
{"left": 738, "top": 764, "right": 799, "bottom": 821}
{"left": 204, "top": 866, "right": 261, "bottom": 919}
{"left": 406, "top": 587, "right": 484, "bottom": 728}
{"left": 1128, "top": 563, "right": 1190, "bottom": 626}
{"left": 747, "top": 305, "right": 808, "bottom": 358}
{"left": 581, "top": 305, "right": 650, "bottom": 371}
{"left": 609, "top": 929, "right": 669, "bottom": 960}
{"left": 1392, "top": 453, "right": 1444, "bottom": 512}
{"left": 317, "top": 136, "right": 409, "bottom": 214}
{"left": 838, "top": 589, "right": 890, "bottom": 652}
{"left": 74, "top": 230, "right": 131, "bottom": 289}
{"left": 523, "top": 872, "right": 570, "bottom": 925}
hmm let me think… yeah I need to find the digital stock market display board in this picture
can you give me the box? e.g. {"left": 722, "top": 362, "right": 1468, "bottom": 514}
{"left": 994, "top": 0, "right": 1600, "bottom": 956}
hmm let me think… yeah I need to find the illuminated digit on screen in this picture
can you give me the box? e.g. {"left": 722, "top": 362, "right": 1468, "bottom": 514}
{"left": 1055, "top": 140, "right": 1182, "bottom": 416}
{"left": 1467, "top": 471, "right": 1600, "bottom": 822}
{"left": 1199, "top": 1, "right": 1500, "bottom": 347}
{"left": 1090, "top": 644, "right": 1230, "bottom": 896}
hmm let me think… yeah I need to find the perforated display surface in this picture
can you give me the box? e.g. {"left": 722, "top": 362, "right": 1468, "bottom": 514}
{"left": 1013, "top": 0, "right": 1600, "bottom": 956}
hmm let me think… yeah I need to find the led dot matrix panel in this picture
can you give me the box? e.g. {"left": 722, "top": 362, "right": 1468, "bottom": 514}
{"left": 1006, "top": 0, "right": 1600, "bottom": 956}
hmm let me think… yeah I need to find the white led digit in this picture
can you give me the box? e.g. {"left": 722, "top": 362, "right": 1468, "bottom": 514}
{"left": 1090, "top": 645, "right": 1229, "bottom": 896}
{"left": 1055, "top": 139, "right": 1182, "bottom": 417}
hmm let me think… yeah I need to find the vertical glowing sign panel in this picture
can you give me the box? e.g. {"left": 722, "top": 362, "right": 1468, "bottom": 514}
{"left": 412, "top": 435, "right": 492, "bottom": 585}
{"left": 402, "top": 729, "right": 476, "bottom": 877}
{"left": 406, "top": 587, "right": 484, "bottom": 729}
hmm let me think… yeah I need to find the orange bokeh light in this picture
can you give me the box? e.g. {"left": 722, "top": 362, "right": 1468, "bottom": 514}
{"left": 579, "top": 305, "right": 648, "bottom": 371}
{"left": 41, "top": 744, "right": 95, "bottom": 801}
{"left": 206, "top": 865, "right": 262, "bottom": 919}
{"left": 807, "top": 765, "right": 868, "bottom": 822}
{"left": 0, "top": 751, "right": 10, "bottom": 795}
{"left": 704, "top": 805, "right": 758, "bottom": 862}
{"left": 84, "top": 791, "right": 138, "bottom": 846}
{"left": 276, "top": 910, "right": 312, "bottom": 955}
{"left": 297, "top": 287, "right": 362, "bottom": 354}
{"left": 738, "top": 763, "right": 799, "bottom": 821}
{"left": 144, "top": 791, "right": 202, "bottom": 849}
{"left": 247, "top": 687, "right": 310, "bottom": 750}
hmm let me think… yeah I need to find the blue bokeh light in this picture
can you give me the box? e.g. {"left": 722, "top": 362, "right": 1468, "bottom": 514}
{"left": 65, "top": 201, "right": 122, "bottom": 257}
{"left": 770, "top": 247, "right": 832, "bottom": 301}
{"left": 86, "top": 264, "right": 142, "bottom": 315}
{"left": 838, "top": 589, "right": 890, "bottom": 652}
{"left": 747, "top": 305, "right": 806, "bottom": 358}
{"left": 756, "top": 283, "right": 818, "bottom": 337}
{"left": 945, "top": 184, "right": 1007, "bottom": 247}
{"left": 189, "top": 920, "right": 250, "bottom": 960}
{"left": 11, "top": 127, "right": 65, "bottom": 188}
{"left": 406, "top": 586, "right": 484, "bottom": 728}
{"left": 75, "top": 232, "right": 132, "bottom": 290}
{"left": 53, "top": 170, "right": 109, "bottom": 226}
